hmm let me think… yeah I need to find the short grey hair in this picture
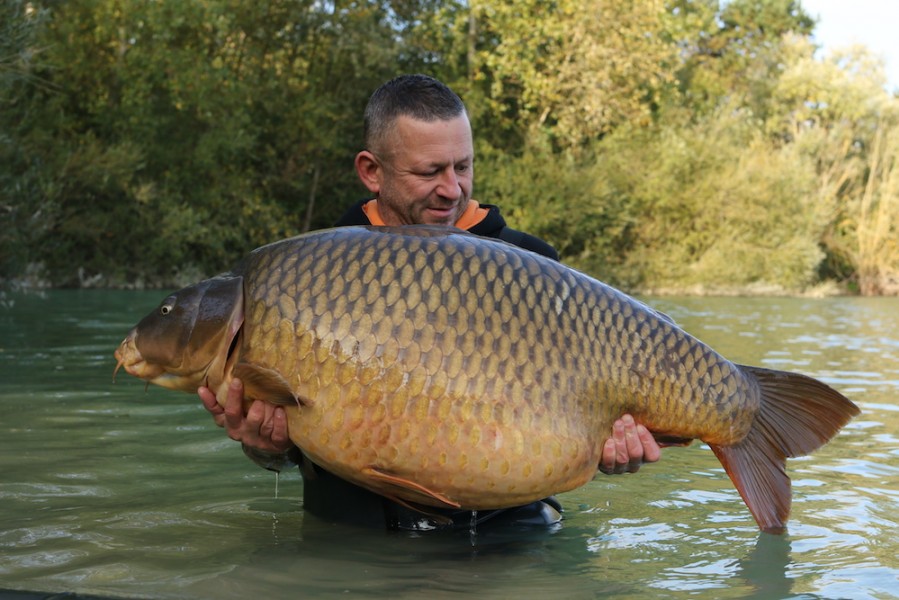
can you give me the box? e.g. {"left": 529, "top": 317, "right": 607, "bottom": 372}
{"left": 363, "top": 74, "right": 468, "bottom": 154}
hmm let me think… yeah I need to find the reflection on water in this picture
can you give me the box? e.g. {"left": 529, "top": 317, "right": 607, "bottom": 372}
{"left": 1, "top": 291, "right": 897, "bottom": 599}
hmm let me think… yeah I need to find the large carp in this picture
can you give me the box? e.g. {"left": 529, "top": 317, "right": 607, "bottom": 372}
{"left": 114, "top": 226, "right": 858, "bottom": 533}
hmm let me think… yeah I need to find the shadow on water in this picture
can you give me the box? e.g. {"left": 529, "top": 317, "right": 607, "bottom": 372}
{"left": 204, "top": 509, "right": 810, "bottom": 600}
{"left": 184, "top": 510, "right": 670, "bottom": 599}
{"left": 736, "top": 533, "right": 795, "bottom": 600}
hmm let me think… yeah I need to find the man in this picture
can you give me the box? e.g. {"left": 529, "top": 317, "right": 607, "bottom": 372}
{"left": 198, "top": 74, "right": 661, "bottom": 530}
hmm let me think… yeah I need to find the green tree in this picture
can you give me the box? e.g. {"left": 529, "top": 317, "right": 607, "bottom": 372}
{"left": 772, "top": 36, "right": 899, "bottom": 293}
{"left": 1, "top": 0, "right": 432, "bottom": 286}
{"left": 3, "top": 0, "right": 898, "bottom": 294}
{"left": 454, "top": 0, "right": 680, "bottom": 156}
{"left": 0, "top": 0, "right": 54, "bottom": 284}
{"left": 470, "top": 0, "right": 824, "bottom": 292}
{"left": 673, "top": 0, "right": 814, "bottom": 122}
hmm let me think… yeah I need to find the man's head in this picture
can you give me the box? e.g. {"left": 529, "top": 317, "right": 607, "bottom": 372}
{"left": 355, "top": 74, "right": 474, "bottom": 226}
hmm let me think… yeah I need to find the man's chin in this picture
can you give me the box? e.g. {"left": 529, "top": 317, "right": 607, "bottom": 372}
{"left": 422, "top": 208, "right": 461, "bottom": 226}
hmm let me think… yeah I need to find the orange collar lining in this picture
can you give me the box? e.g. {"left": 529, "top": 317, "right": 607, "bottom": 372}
{"left": 361, "top": 199, "right": 488, "bottom": 229}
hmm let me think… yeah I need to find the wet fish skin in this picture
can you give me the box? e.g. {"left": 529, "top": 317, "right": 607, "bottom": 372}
{"left": 115, "top": 226, "right": 859, "bottom": 533}
{"left": 240, "top": 227, "right": 751, "bottom": 494}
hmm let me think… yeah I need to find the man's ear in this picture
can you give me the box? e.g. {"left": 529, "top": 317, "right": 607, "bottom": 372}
{"left": 354, "top": 151, "right": 382, "bottom": 195}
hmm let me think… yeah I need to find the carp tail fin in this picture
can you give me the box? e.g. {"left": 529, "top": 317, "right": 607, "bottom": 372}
{"left": 709, "top": 366, "right": 859, "bottom": 534}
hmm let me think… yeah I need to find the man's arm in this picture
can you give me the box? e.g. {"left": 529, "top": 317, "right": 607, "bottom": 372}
{"left": 199, "top": 380, "right": 661, "bottom": 472}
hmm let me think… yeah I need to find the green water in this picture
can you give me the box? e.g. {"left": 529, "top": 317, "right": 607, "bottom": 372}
{"left": 1, "top": 290, "right": 896, "bottom": 599}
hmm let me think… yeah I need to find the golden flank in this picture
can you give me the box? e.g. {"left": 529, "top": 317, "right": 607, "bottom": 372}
{"left": 115, "top": 226, "right": 859, "bottom": 533}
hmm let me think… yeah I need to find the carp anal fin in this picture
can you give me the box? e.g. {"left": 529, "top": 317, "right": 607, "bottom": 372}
{"left": 710, "top": 365, "right": 859, "bottom": 534}
{"left": 650, "top": 433, "right": 694, "bottom": 448}
{"left": 362, "top": 466, "right": 462, "bottom": 510}
{"left": 233, "top": 363, "right": 308, "bottom": 407}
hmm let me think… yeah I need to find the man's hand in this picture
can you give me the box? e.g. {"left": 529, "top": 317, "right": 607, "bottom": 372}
{"left": 198, "top": 378, "right": 293, "bottom": 454}
{"left": 599, "top": 414, "right": 661, "bottom": 474}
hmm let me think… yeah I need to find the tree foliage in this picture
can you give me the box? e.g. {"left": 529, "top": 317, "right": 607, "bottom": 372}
{"left": 467, "top": 0, "right": 678, "bottom": 151}
{"left": 2, "top": 0, "right": 898, "bottom": 294}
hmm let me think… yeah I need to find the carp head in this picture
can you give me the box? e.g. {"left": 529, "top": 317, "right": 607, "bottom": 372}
{"left": 114, "top": 275, "right": 244, "bottom": 393}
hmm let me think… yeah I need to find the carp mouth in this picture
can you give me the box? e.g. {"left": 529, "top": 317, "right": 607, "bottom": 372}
{"left": 113, "top": 331, "right": 179, "bottom": 387}
{"left": 113, "top": 332, "right": 169, "bottom": 383}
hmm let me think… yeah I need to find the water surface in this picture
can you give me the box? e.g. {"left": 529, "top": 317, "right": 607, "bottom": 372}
{"left": 1, "top": 291, "right": 896, "bottom": 599}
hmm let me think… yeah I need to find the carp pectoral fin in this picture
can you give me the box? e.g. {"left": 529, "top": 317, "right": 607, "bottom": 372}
{"left": 362, "top": 466, "right": 462, "bottom": 510}
{"left": 233, "top": 363, "right": 308, "bottom": 407}
{"left": 710, "top": 365, "right": 859, "bottom": 534}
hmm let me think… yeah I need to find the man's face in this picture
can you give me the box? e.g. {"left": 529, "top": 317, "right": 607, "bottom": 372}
{"left": 372, "top": 114, "right": 474, "bottom": 226}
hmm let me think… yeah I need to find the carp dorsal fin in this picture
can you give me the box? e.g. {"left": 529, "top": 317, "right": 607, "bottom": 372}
{"left": 362, "top": 466, "right": 462, "bottom": 510}
{"left": 652, "top": 307, "right": 678, "bottom": 326}
{"left": 233, "top": 363, "right": 309, "bottom": 408}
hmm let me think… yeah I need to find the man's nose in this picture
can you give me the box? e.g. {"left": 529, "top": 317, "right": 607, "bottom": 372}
{"left": 435, "top": 168, "right": 462, "bottom": 198}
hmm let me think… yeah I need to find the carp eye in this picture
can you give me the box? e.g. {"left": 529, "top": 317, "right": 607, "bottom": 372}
{"left": 159, "top": 299, "right": 175, "bottom": 315}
